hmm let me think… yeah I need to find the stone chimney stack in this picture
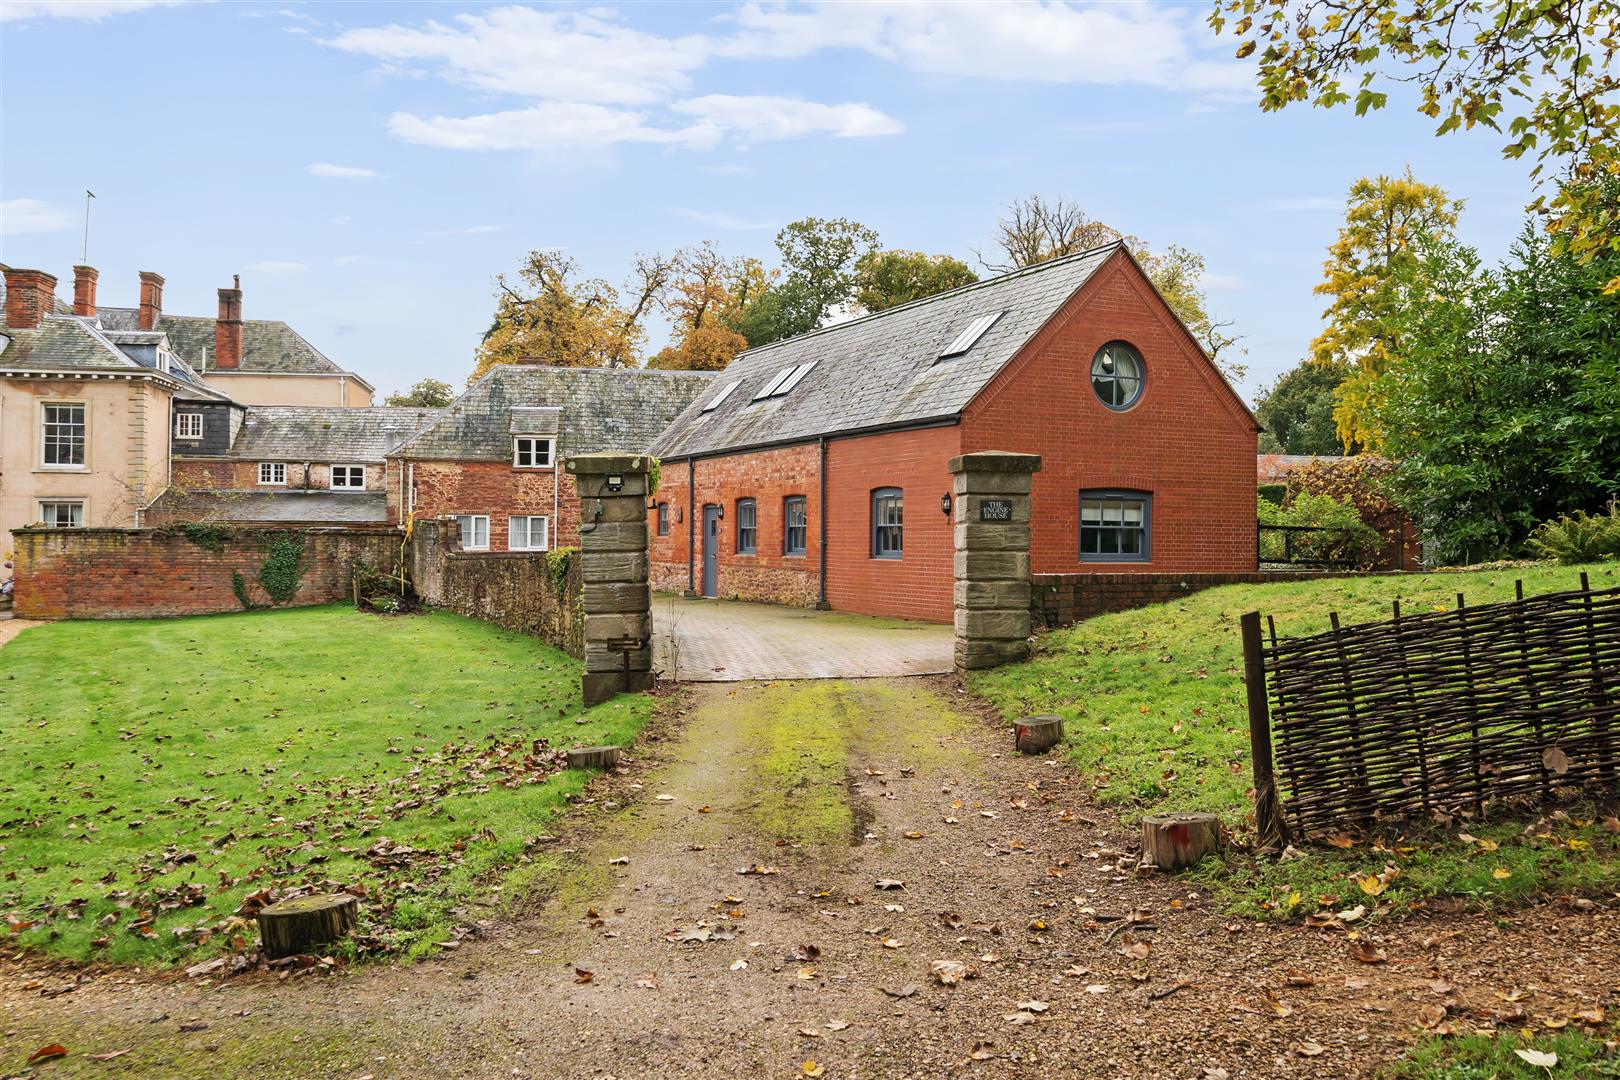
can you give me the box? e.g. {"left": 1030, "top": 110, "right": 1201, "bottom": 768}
{"left": 215, "top": 274, "right": 243, "bottom": 369}
{"left": 3, "top": 268, "right": 58, "bottom": 330}
{"left": 72, "top": 265, "right": 99, "bottom": 318}
{"left": 137, "top": 271, "right": 165, "bottom": 330}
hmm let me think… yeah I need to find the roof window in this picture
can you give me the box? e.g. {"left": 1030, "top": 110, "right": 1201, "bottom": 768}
{"left": 938, "top": 310, "right": 1007, "bottom": 360}
{"left": 752, "top": 361, "right": 817, "bottom": 401}
{"left": 702, "top": 380, "right": 741, "bottom": 412}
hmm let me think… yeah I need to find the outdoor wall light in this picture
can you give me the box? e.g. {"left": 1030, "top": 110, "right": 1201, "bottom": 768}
{"left": 940, "top": 492, "right": 953, "bottom": 517}
{"left": 605, "top": 473, "right": 624, "bottom": 492}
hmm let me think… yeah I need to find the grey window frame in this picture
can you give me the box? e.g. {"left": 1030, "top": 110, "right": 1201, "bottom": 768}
{"left": 656, "top": 501, "right": 670, "bottom": 536}
{"left": 871, "top": 487, "right": 903, "bottom": 560}
{"left": 1079, "top": 490, "right": 1151, "bottom": 562}
{"left": 783, "top": 495, "right": 808, "bottom": 556}
{"left": 1090, "top": 341, "right": 1145, "bottom": 411}
{"left": 735, "top": 498, "right": 757, "bottom": 554}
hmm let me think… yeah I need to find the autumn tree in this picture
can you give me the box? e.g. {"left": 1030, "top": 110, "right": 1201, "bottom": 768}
{"left": 472, "top": 250, "right": 646, "bottom": 380}
{"left": 1210, "top": 0, "right": 1620, "bottom": 291}
{"left": 648, "top": 242, "right": 751, "bottom": 371}
{"left": 384, "top": 378, "right": 455, "bottom": 407}
{"left": 852, "top": 250, "right": 978, "bottom": 312}
{"left": 987, "top": 196, "right": 1246, "bottom": 380}
{"left": 1310, "top": 169, "right": 1463, "bottom": 448}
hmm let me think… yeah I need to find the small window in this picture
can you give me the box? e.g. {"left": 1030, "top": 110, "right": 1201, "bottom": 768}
{"left": 175, "top": 412, "right": 204, "bottom": 439}
{"left": 784, "top": 495, "right": 807, "bottom": 556}
{"left": 510, "top": 515, "right": 550, "bottom": 552}
{"left": 331, "top": 465, "right": 364, "bottom": 490}
{"left": 701, "top": 381, "right": 740, "bottom": 412}
{"left": 657, "top": 502, "right": 670, "bottom": 537}
{"left": 37, "top": 500, "right": 85, "bottom": 528}
{"left": 1080, "top": 491, "right": 1151, "bottom": 562}
{"left": 41, "top": 402, "right": 86, "bottom": 468}
{"left": 258, "top": 462, "right": 287, "bottom": 486}
{"left": 455, "top": 514, "right": 490, "bottom": 551}
{"left": 735, "top": 498, "right": 756, "bottom": 554}
{"left": 513, "top": 437, "right": 554, "bottom": 468}
{"left": 939, "top": 310, "right": 1006, "bottom": 359}
{"left": 1091, "top": 342, "right": 1144, "bottom": 410}
{"left": 872, "top": 488, "right": 903, "bottom": 559}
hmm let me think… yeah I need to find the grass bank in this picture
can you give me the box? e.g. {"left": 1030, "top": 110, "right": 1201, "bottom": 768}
{"left": 0, "top": 605, "right": 650, "bottom": 964}
{"left": 969, "top": 562, "right": 1620, "bottom": 916}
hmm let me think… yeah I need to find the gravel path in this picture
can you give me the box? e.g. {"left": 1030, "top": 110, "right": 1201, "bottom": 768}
{"left": 0, "top": 617, "right": 41, "bottom": 650}
{"left": 2, "top": 677, "right": 1613, "bottom": 1079}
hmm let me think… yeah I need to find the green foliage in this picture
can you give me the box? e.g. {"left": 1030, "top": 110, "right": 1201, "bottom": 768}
{"left": 852, "top": 249, "right": 978, "bottom": 312}
{"left": 1286, "top": 456, "right": 1409, "bottom": 568}
{"left": 734, "top": 217, "right": 880, "bottom": 346}
{"left": 647, "top": 456, "right": 661, "bottom": 497}
{"left": 230, "top": 570, "right": 259, "bottom": 611}
{"left": 180, "top": 522, "right": 232, "bottom": 553}
{"left": 257, "top": 533, "right": 308, "bottom": 604}
{"left": 384, "top": 378, "right": 455, "bottom": 408}
{"left": 1391, "top": 1027, "right": 1620, "bottom": 1079}
{"left": 546, "top": 546, "right": 578, "bottom": 594}
{"left": 1367, "top": 225, "right": 1620, "bottom": 564}
{"left": 0, "top": 605, "right": 652, "bottom": 963}
{"left": 1258, "top": 491, "right": 1382, "bottom": 565}
{"left": 1529, "top": 504, "right": 1620, "bottom": 564}
{"left": 1253, "top": 360, "right": 1349, "bottom": 455}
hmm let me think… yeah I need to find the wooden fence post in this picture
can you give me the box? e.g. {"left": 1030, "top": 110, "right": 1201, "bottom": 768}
{"left": 1241, "top": 611, "right": 1288, "bottom": 848}
{"left": 1579, "top": 572, "right": 1616, "bottom": 785}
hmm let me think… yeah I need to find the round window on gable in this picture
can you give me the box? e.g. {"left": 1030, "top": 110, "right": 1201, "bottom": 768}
{"left": 1091, "top": 342, "right": 1144, "bottom": 410}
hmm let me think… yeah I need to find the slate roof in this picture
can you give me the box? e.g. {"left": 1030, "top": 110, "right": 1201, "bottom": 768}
{"left": 395, "top": 365, "right": 716, "bottom": 462}
{"left": 652, "top": 244, "right": 1126, "bottom": 460}
{"left": 96, "top": 307, "right": 359, "bottom": 379}
{"left": 230, "top": 406, "right": 442, "bottom": 462}
{"left": 0, "top": 314, "right": 227, "bottom": 398}
{"left": 153, "top": 490, "right": 389, "bottom": 525}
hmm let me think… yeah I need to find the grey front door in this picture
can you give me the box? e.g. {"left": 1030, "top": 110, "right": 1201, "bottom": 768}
{"left": 702, "top": 505, "right": 720, "bottom": 598}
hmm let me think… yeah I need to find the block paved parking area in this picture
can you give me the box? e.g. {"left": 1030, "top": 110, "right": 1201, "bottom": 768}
{"left": 652, "top": 593, "right": 954, "bottom": 681}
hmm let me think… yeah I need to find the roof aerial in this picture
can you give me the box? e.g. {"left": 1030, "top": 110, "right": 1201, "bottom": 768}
{"left": 939, "top": 310, "right": 1006, "bottom": 360}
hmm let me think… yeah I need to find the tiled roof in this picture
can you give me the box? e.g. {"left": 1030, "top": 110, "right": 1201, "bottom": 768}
{"left": 231, "top": 406, "right": 442, "bottom": 462}
{"left": 0, "top": 315, "right": 137, "bottom": 370}
{"left": 152, "top": 490, "right": 389, "bottom": 525}
{"left": 395, "top": 364, "right": 716, "bottom": 461}
{"left": 96, "top": 308, "right": 351, "bottom": 377}
{"left": 651, "top": 244, "right": 1124, "bottom": 459}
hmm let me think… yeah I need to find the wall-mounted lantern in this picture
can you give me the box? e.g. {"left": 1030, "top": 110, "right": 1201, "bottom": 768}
{"left": 940, "top": 492, "right": 953, "bottom": 517}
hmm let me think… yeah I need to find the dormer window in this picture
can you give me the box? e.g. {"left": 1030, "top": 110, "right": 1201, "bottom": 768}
{"left": 514, "top": 437, "right": 554, "bottom": 468}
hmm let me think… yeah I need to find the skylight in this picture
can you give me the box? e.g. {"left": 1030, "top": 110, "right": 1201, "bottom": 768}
{"left": 939, "top": 310, "right": 1007, "bottom": 359}
{"left": 753, "top": 361, "right": 817, "bottom": 401}
{"left": 702, "top": 380, "right": 741, "bottom": 412}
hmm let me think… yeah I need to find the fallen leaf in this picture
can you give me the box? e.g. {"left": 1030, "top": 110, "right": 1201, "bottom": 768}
{"left": 1263, "top": 990, "right": 1293, "bottom": 1018}
{"left": 1355, "top": 874, "right": 1387, "bottom": 896}
{"left": 574, "top": 967, "right": 594, "bottom": 984}
{"left": 875, "top": 879, "right": 905, "bottom": 891}
{"left": 969, "top": 1042, "right": 997, "bottom": 1061}
{"left": 655, "top": 794, "right": 676, "bottom": 802}
{"left": 1003, "top": 1011, "right": 1037, "bottom": 1026}
{"left": 1541, "top": 747, "right": 1570, "bottom": 775}
{"left": 1337, "top": 904, "right": 1367, "bottom": 923}
{"left": 1514, "top": 1048, "right": 1558, "bottom": 1068}
{"left": 1417, "top": 1003, "right": 1448, "bottom": 1029}
{"left": 881, "top": 938, "right": 904, "bottom": 950}
{"left": 797, "top": 1028, "right": 821, "bottom": 1038}
{"left": 802, "top": 1061, "right": 826, "bottom": 1077}
{"left": 1285, "top": 970, "right": 1316, "bottom": 988}
{"left": 28, "top": 1045, "right": 68, "bottom": 1063}
{"left": 1125, "top": 941, "right": 1152, "bottom": 960}
{"left": 608, "top": 856, "right": 629, "bottom": 866}
{"left": 881, "top": 983, "right": 919, "bottom": 998}
{"left": 635, "top": 973, "right": 660, "bottom": 990}
{"left": 790, "top": 944, "right": 821, "bottom": 962}
{"left": 1296, "top": 1041, "right": 1326, "bottom": 1057}
{"left": 931, "top": 960, "right": 976, "bottom": 985}
{"left": 88, "top": 1049, "right": 131, "bottom": 1061}
{"left": 1017, "top": 1000, "right": 1050, "bottom": 1013}
{"left": 1575, "top": 1006, "right": 1606, "bottom": 1024}
{"left": 730, "top": 959, "right": 747, "bottom": 971}
{"left": 1350, "top": 940, "right": 1388, "bottom": 964}
{"left": 826, "top": 1020, "right": 850, "bottom": 1031}
{"left": 1492, "top": 867, "right": 1512, "bottom": 880}
{"left": 1085, "top": 983, "right": 1111, "bottom": 994}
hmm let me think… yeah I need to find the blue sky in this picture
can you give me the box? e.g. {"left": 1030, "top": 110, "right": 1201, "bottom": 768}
{"left": 2, "top": 1, "right": 1539, "bottom": 403}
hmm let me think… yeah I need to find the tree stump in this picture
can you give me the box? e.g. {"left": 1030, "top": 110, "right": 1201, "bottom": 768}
{"left": 1014, "top": 715, "right": 1064, "bottom": 755}
{"left": 257, "top": 894, "right": 358, "bottom": 959}
{"left": 1139, "top": 813, "right": 1222, "bottom": 872}
{"left": 566, "top": 746, "right": 622, "bottom": 770}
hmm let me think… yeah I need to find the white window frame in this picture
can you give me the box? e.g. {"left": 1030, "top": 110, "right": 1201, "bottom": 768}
{"left": 39, "top": 400, "right": 88, "bottom": 471}
{"left": 455, "top": 514, "right": 490, "bottom": 551}
{"left": 330, "top": 464, "right": 365, "bottom": 490}
{"left": 35, "top": 498, "right": 86, "bottom": 528}
{"left": 509, "top": 515, "right": 550, "bottom": 552}
{"left": 513, "top": 437, "right": 554, "bottom": 469}
{"left": 174, "top": 412, "right": 204, "bottom": 439}
{"left": 257, "top": 462, "right": 287, "bottom": 486}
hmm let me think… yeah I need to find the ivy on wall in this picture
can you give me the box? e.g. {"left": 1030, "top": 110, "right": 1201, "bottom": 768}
{"left": 231, "top": 533, "right": 309, "bottom": 609}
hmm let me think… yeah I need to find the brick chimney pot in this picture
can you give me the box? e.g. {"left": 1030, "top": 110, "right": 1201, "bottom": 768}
{"left": 4, "top": 268, "right": 58, "bottom": 331}
{"left": 137, "top": 271, "right": 165, "bottom": 331}
{"left": 72, "top": 265, "right": 98, "bottom": 318}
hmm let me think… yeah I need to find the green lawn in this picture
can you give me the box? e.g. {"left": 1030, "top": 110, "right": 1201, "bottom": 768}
{"left": 969, "top": 562, "right": 1620, "bottom": 915}
{"left": 0, "top": 605, "right": 650, "bottom": 964}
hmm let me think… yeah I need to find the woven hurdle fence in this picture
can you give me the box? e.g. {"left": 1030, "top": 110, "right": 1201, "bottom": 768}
{"left": 1241, "top": 574, "right": 1620, "bottom": 845}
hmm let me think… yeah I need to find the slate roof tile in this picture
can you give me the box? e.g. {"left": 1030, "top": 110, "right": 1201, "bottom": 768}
{"left": 153, "top": 490, "right": 389, "bottom": 525}
{"left": 231, "top": 406, "right": 443, "bottom": 462}
{"left": 96, "top": 307, "right": 349, "bottom": 376}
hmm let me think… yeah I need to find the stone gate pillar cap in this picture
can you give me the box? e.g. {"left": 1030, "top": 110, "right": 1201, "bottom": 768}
{"left": 566, "top": 452, "right": 649, "bottom": 475}
{"left": 948, "top": 451, "right": 1042, "bottom": 474}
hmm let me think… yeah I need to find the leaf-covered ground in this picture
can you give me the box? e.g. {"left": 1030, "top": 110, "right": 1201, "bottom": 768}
{"left": 0, "top": 605, "right": 650, "bottom": 964}
{"left": 968, "top": 562, "right": 1620, "bottom": 917}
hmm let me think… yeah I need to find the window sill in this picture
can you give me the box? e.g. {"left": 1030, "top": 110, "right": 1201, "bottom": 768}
{"left": 512, "top": 465, "right": 556, "bottom": 471}
{"left": 33, "top": 466, "right": 89, "bottom": 474}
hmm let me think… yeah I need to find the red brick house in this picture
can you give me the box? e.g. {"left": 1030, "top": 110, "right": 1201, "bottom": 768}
{"left": 386, "top": 364, "right": 713, "bottom": 552}
{"left": 648, "top": 242, "right": 1261, "bottom": 623}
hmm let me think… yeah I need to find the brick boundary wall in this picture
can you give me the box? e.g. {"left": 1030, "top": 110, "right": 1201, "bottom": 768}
{"left": 1031, "top": 570, "right": 1357, "bottom": 629}
{"left": 408, "top": 519, "right": 583, "bottom": 659}
{"left": 10, "top": 526, "right": 399, "bottom": 619}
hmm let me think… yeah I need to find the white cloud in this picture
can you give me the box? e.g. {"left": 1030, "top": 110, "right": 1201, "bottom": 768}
{"left": 2, "top": 198, "right": 71, "bottom": 235}
{"left": 1, "top": 0, "right": 183, "bottom": 22}
{"left": 1269, "top": 196, "right": 1342, "bottom": 212}
{"left": 307, "top": 162, "right": 380, "bottom": 179}
{"left": 387, "top": 102, "right": 717, "bottom": 152}
{"left": 331, "top": 215, "right": 352, "bottom": 225}
{"left": 673, "top": 208, "right": 776, "bottom": 231}
{"left": 247, "top": 260, "right": 308, "bottom": 273}
{"left": 672, "top": 95, "right": 902, "bottom": 141}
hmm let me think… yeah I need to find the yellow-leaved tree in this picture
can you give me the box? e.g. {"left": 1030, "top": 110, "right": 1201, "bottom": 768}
{"left": 471, "top": 250, "right": 652, "bottom": 381}
{"left": 647, "top": 242, "right": 757, "bottom": 371}
{"left": 1310, "top": 169, "right": 1463, "bottom": 449}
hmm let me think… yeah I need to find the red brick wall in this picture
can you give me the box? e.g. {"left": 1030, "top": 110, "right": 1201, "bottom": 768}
{"left": 648, "top": 444, "right": 822, "bottom": 607}
{"left": 171, "top": 459, "right": 383, "bottom": 492}
{"left": 403, "top": 460, "right": 580, "bottom": 552}
{"left": 963, "top": 253, "right": 1258, "bottom": 576}
{"left": 11, "top": 526, "right": 398, "bottom": 619}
